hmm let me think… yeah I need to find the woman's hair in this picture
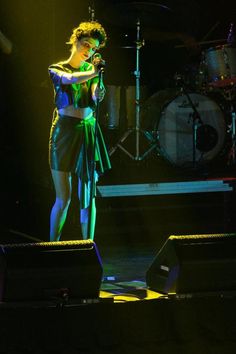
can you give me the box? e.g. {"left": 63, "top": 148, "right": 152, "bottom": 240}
{"left": 67, "top": 21, "right": 107, "bottom": 48}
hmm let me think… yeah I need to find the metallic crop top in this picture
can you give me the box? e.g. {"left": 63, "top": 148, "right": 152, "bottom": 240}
{"left": 48, "top": 61, "right": 99, "bottom": 110}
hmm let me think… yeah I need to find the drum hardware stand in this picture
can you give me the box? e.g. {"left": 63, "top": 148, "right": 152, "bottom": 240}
{"left": 227, "top": 97, "right": 236, "bottom": 165}
{"left": 109, "top": 20, "right": 159, "bottom": 161}
{"left": 179, "top": 84, "right": 204, "bottom": 169}
{"left": 230, "top": 110, "right": 236, "bottom": 163}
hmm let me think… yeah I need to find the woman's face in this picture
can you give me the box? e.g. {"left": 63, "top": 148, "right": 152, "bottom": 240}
{"left": 76, "top": 37, "right": 99, "bottom": 61}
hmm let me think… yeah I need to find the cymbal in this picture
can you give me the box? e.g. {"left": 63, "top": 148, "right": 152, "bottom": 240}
{"left": 175, "top": 38, "right": 227, "bottom": 49}
{"left": 101, "top": 1, "right": 173, "bottom": 29}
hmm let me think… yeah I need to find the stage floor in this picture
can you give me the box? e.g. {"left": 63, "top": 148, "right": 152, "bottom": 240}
{"left": 99, "top": 243, "right": 162, "bottom": 302}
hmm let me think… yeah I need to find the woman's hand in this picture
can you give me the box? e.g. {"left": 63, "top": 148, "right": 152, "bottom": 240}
{"left": 92, "top": 53, "right": 106, "bottom": 74}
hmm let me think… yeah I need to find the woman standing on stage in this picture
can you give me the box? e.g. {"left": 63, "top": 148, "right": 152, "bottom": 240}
{"left": 48, "top": 21, "right": 111, "bottom": 241}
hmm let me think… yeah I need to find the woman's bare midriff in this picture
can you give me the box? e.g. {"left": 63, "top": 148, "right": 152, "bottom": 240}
{"left": 58, "top": 105, "right": 94, "bottom": 119}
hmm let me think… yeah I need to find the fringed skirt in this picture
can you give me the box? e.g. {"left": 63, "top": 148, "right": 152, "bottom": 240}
{"left": 49, "top": 113, "right": 111, "bottom": 208}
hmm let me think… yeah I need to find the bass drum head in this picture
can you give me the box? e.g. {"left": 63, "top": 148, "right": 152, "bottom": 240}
{"left": 142, "top": 91, "right": 226, "bottom": 167}
{"left": 141, "top": 88, "right": 178, "bottom": 131}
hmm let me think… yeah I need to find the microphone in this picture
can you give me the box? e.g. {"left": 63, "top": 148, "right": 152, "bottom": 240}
{"left": 92, "top": 53, "right": 106, "bottom": 71}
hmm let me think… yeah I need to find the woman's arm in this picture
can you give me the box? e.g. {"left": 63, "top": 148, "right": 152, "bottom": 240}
{"left": 49, "top": 65, "right": 99, "bottom": 85}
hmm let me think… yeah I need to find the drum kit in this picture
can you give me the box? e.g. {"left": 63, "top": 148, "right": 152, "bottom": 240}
{"left": 99, "top": 2, "right": 236, "bottom": 169}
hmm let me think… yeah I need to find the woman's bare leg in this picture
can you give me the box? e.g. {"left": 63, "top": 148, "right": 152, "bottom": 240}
{"left": 78, "top": 177, "right": 97, "bottom": 240}
{"left": 50, "top": 169, "right": 72, "bottom": 241}
{"left": 80, "top": 198, "right": 96, "bottom": 240}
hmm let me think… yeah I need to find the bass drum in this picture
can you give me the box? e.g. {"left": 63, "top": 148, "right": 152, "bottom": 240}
{"left": 141, "top": 90, "right": 226, "bottom": 167}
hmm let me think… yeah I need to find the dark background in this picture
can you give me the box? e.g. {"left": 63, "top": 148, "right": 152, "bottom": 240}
{"left": 1, "top": 0, "right": 236, "bottom": 244}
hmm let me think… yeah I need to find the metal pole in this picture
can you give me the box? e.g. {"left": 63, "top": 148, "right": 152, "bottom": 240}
{"left": 135, "top": 19, "right": 141, "bottom": 160}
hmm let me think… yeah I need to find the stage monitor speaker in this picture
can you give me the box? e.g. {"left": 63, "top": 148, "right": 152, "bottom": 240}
{"left": 146, "top": 233, "right": 236, "bottom": 295}
{"left": 0, "top": 240, "right": 103, "bottom": 302}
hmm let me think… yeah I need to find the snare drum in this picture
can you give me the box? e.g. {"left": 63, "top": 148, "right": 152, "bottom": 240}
{"left": 204, "top": 44, "right": 236, "bottom": 87}
{"left": 142, "top": 90, "right": 226, "bottom": 167}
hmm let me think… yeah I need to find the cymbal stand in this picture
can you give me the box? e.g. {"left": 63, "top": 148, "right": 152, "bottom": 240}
{"left": 109, "top": 20, "right": 159, "bottom": 160}
{"left": 231, "top": 109, "right": 236, "bottom": 163}
{"left": 227, "top": 92, "right": 236, "bottom": 165}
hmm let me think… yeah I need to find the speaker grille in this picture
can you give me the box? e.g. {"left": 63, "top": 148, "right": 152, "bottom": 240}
{"left": 0, "top": 239, "right": 94, "bottom": 250}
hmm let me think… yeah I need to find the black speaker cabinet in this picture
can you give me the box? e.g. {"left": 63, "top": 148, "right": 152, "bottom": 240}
{"left": 146, "top": 233, "right": 236, "bottom": 295}
{"left": 0, "top": 240, "right": 103, "bottom": 302}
